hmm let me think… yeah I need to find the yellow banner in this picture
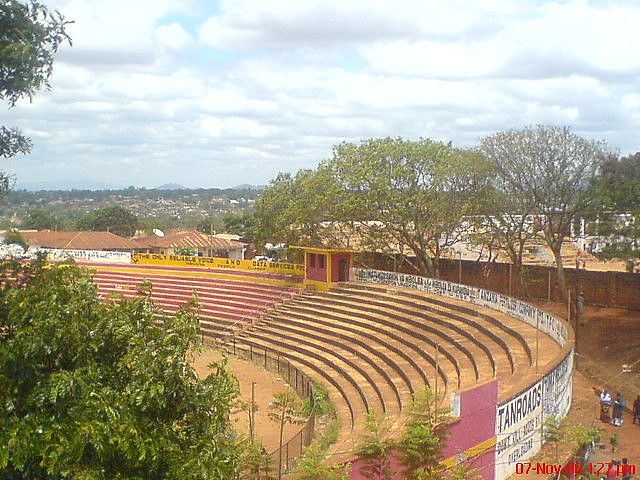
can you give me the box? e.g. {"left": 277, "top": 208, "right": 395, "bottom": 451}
{"left": 131, "top": 253, "right": 305, "bottom": 276}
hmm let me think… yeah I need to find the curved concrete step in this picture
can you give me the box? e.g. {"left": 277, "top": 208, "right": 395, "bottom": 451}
{"left": 250, "top": 320, "right": 405, "bottom": 414}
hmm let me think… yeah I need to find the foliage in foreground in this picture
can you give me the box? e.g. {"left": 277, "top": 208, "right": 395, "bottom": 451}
{"left": 354, "top": 387, "right": 480, "bottom": 480}
{"left": 0, "top": 261, "right": 241, "bottom": 479}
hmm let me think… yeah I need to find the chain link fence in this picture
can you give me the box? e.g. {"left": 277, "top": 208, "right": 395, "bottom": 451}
{"left": 217, "top": 338, "right": 317, "bottom": 479}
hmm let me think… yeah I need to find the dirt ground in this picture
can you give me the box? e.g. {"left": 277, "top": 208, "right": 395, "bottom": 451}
{"left": 511, "top": 300, "right": 640, "bottom": 479}
{"left": 533, "top": 300, "right": 640, "bottom": 412}
{"left": 192, "top": 347, "right": 302, "bottom": 453}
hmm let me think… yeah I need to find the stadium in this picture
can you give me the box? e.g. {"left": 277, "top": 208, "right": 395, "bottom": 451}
{"left": 84, "top": 248, "right": 574, "bottom": 480}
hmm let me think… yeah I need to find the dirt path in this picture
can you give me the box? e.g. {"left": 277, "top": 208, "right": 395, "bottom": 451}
{"left": 192, "top": 347, "right": 303, "bottom": 453}
{"left": 510, "top": 301, "right": 640, "bottom": 479}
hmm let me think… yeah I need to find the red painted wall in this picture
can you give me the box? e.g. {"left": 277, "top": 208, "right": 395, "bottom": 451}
{"left": 306, "top": 253, "right": 327, "bottom": 282}
{"left": 349, "top": 380, "right": 498, "bottom": 480}
{"left": 443, "top": 380, "right": 498, "bottom": 480}
{"left": 331, "top": 253, "right": 351, "bottom": 282}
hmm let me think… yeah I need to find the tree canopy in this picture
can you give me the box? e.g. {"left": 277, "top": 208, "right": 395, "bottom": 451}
{"left": 76, "top": 205, "right": 139, "bottom": 237}
{"left": 22, "top": 208, "right": 60, "bottom": 230}
{"left": 0, "top": 0, "right": 71, "bottom": 196}
{"left": 255, "top": 137, "right": 491, "bottom": 277}
{"left": 0, "top": 261, "right": 241, "bottom": 479}
{"left": 479, "top": 125, "right": 607, "bottom": 297}
{"left": 585, "top": 152, "right": 640, "bottom": 258}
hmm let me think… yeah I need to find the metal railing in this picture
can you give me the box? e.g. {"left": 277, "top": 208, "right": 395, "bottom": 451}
{"left": 218, "top": 339, "right": 316, "bottom": 479}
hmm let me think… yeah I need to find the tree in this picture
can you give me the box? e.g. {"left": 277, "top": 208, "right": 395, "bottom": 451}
{"left": 76, "top": 205, "right": 139, "bottom": 237}
{"left": 240, "top": 441, "right": 271, "bottom": 480}
{"left": 467, "top": 173, "right": 541, "bottom": 295}
{"left": 543, "top": 415, "right": 562, "bottom": 464}
{"left": 0, "top": 261, "right": 242, "bottom": 479}
{"left": 255, "top": 139, "right": 490, "bottom": 276}
{"left": 397, "top": 387, "right": 449, "bottom": 480}
{"left": 480, "top": 126, "right": 607, "bottom": 298}
{"left": 293, "top": 444, "right": 349, "bottom": 480}
{"left": 567, "top": 423, "right": 601, "bottom": 463}
{"left": 609, "top": 433, "right": 619, "bottom": 454}
{"left": 328, "top": 138, "right": 490, "bottom": 277}
{"left": 354, "top": 411, "right": 396, "bottom": 480}
{"left": 174, "top": 246, "right": 196, "bottom": 256}
{"left": 22, "top": 208, "right": 60, "bottom": 230}
{"left": 1, "top": 0, "right": 71, "bottom": 196}
{"left": 222, "top": 212, "right": 257, "bottom": 239}
{"left": 586, "top": 152, "right": 640, "bottom": 259}
{"left": 196, "top": 216, "right": 219, "bottom": 235}
{"left": 2, "top": 228, "right": 27, "bottom": 249}
{"left": 267, "top": 388, "right": 305, "bottom": 480}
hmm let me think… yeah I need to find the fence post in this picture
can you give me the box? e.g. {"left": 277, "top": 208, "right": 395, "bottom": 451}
{"left": 250, "top": 343, "right": 253, "bottom": 361}
{"left": 277, "top": 352, "right": 280, "bottom": 372}
{"left": 264, "top": 346, "right": 267, "bottom": 369}
{"left": 286, "top": 442, "right": 290, "bottom": 472}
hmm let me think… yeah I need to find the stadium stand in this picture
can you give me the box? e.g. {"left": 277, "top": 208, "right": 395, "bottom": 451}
{"left": 88, "top": 262, "right": 564, "bottom": 470}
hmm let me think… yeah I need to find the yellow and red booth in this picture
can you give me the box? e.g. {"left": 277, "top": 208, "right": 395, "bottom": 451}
{"left": 292, "top": 246, "right": 357, "bottom": 291}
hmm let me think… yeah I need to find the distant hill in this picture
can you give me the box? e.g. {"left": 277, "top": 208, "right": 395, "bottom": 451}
{"left": 232, "top": 183, "right": 266, "bottom": 191}
{"left": 154, "top": 183, "right": 186, "bottom": 190}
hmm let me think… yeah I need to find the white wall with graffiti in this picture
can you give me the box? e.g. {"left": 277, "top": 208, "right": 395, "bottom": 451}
{"left": 2, "top": 247, "right": 132, "bottom": 264}
{"left": 352, "top": 268, "right": 574, "bottom": 480}
{"left": 34, "top": 248, "right": 132, "bottom": 264}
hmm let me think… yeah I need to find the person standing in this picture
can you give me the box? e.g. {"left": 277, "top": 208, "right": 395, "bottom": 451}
{"left": 600, "top": 389, "right": 612, "bottom": 422}
{"left": 613, "top": 392, "right": 624, "bottom": 426}
{"left": 633, "top": 395, "right": 640, "bottom": 425}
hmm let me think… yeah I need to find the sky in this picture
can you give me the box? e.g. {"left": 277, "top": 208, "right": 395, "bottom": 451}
{"left": 2, "top": 0, "right": 640, "bottom": 190}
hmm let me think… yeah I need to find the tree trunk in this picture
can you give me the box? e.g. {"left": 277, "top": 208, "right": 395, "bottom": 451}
{"left": 278, "top": 414, "right": 285, "bottom": 480}
{"left": 552, "top": 244, "right": 568, "bottom": 301}
{"left": 515, "top": 244, "right": 529, "bottom": 298}
{"left": 414, "top": 249, "right": 436, "bottom": 277}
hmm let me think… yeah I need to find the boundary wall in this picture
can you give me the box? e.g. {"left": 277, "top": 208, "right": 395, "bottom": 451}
{"left": 358, "top": 252, "right": 640, "bottom": 310}
{"left": 34, "top": 248, "right": 132, "bottom": 264}
{"left": 352, "top": 268, "right": 574, "bottom": 480}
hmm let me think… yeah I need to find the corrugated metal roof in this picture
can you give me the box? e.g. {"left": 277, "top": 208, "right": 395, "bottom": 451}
{"left": 20, "top": 231, "right": 137, "bottom": 250}
{"left": 134, "top": 229, "right": 245, "bottom": 250}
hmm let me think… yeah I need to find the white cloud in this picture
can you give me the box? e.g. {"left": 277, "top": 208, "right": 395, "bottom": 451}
{"left": 198, "top": 0, "right": 520, "bottom": 50}
{"left": 2, "top": 0, "right": 640, "bottom": 189}
{"left": 155, "top": 23, "right": 193, "bottom": 50}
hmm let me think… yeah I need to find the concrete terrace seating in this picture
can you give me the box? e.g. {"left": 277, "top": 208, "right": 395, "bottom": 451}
{"left": 90, "top": 264, "right": 562, "bottom": 459}
{"left": 90, "top": 264, "right": 297, "bottom": 336}
{"left": 234, "top": 281, "right": 561, "bottom": 458}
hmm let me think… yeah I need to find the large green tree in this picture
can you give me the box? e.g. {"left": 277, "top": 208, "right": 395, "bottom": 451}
{"left": 328, "top": 138, "right": 490, "bottom": 277}
{"left": 255, "top": 138, "right": 490, "bottom": 276}
{"left": 76, "top": 205, "right": 139, "bottom": 237}
{"left": 1, "top": 0, "right": 71, "bottom": 195}
{"left": 0, "top": 261, "right": 241, "bottom": 479}
{"left": 480, "top": 126, "right": 606, "bottom": 298}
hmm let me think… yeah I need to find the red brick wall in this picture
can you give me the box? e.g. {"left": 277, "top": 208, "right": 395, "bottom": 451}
{"left": 355, "top": 253, "right": 640, "bottom": 310}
